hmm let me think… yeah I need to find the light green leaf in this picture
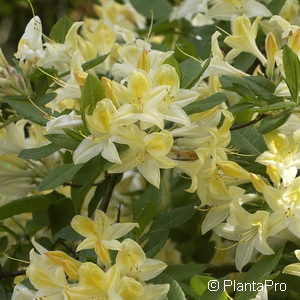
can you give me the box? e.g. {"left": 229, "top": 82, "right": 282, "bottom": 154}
{"left": 19, "top": 143, "right": 60, "bottom": 159}
{"left": 45, "top": 134, "right": 80, "bottom": 150}
{"left": 164, "top": 264, "right": 206, "bottom": 282}
{"left": 180, "top": 58, "right": 203, "bottom": 89}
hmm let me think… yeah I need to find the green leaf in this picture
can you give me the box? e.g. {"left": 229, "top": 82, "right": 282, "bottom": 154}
{"left": 152, "top": 274, "right": 186, "bottom": 300}
{"left": 88, "top": 182, "right": 106, "bottom": 217}
{"left": 230, "top": 126, "right": 266, "bottom": 155}
{"left": 235, "top": 246, "right": 284, "bottom": 300}
{"left": 82, "top": 53, "right": 109, "bottom": 71}
{"left": 54, "top": 225, "right": 83, "bottom": 241}
{"left": 180, "top": 58, "right": 203, "bottom": 89}
{"left": 164, "top": 55, "right": 181, "bottom": 80}
{"left": 165, "top": 264, "right": 206, "bottom": 282}
{"left": 150, "top": 203, "right": 197, "bottom": 231}
{"left": 229, "top": 102, "right": 255, "bottom": 114}
{"left": 133, "top": 185, "right": 163, "bottom": 237}
{"left": 81, "top": 74, "right": 105, "bottom": 120}
{"left": 184, "top": 93, "right": 227, "bottom": 114}
{"left": 130, "top": 0, "right": 172, "bottom": 22}
{"left": 71, "top": 156, "right": 107, "bottom": 213}
{"left": 0, "top": 192, "right": 63, "bottom": 220}
{"left": 45, "top": 134, "right": 80, "bottom": 150}
{"left": 49, "top": 15, "right": 73, "bottom": 43}
{"left": 6, "top": 99, "right": 50, "bottom": 126}
{"left": 143, "top": 229, "right": 169, "bottom": 257}
{"left": 19, "top": 143, "right": 60, "bottom": 160}
{"left": 283, "top": 45, "right": 300, "bottom": 102}
{"left": 258, "top": 110, "right": 292, "bottom": 134}
{"left": 48, "top": 198, "right": 76, "bottom": 234}
{"left": 39, "top": 163, "right": 84, "bottom": 191}
{"left": 252, "top": 101, "right": 296, "bottom": 113}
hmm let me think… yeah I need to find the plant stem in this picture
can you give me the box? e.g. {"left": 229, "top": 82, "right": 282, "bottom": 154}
{"left": 99, "top": 173, "right": 123, "bottom": 213}
{"left": 230, "top": 114, "right": 267, "bottom": 131}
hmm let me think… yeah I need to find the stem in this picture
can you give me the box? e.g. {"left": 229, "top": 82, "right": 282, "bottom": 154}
{"left": 99, "top": 173, "right": 123, "bottom": 213}
{"left": 230, "top": 114, "right": 267, "bottom": 131}
{"left": 63, "top": 181, "right": 104, "bottom": 188}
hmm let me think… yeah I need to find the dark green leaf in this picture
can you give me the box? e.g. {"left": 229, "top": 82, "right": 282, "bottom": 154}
{"left": 130, "top": 0, "right": 172, "bottom": 22}
{"left": 19, "top": 143, "right": 60, "bottom": 160}
{"left": 0, "top": 236, "right": 8, "bottom": 252}
{"left": 180, "top": 58, "right": 203, "bottom": 89}
{"left": 0, "top": 192, "right": 63, "bottom": 220}
{"left": 54, "top": 225, "right": 83, "bottom": 241}
{"left": 133, "top": 185, "right": 163, "bottom": 237}
{"left": 259, "top": 110, "right": 292, "bottom": 134}
{"left": 165, "top": 264, "right": 206, "bottom": 282}
{"left": 252, "top": 101, "right": 296, "bottom": 113}
{"left": 45, "top": 134, "right": 80, "bottom": 150}
{"left": 184, "top": 93, "right": 227, "bottom": 114}
{"left": 235, "top": 246, "right": 284, "bottom": 300}
{"left": 39, "top": 163, "right": 84, "bottom": 191}
{"left": 81, "top": 74, "right": 105, "bottom": 120}
{"left": 143, "top": 229, "right": 169, "bottom": 257}
{"left": 150, "top": 203, "right": 197, "bottom": 231}
{"left": 0, "top": 285, "right": 8, "bottom": 300}
{"left": 283, "top": 45, "right": 300, "bottom": 102}
{"left": 49, "top": 15, "right": 73, "bottom": 43}
{"left": 82, "top": 53, "right": 109, "bottom": 71}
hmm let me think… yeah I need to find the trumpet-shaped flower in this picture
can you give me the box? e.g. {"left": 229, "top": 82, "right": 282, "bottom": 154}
{"left": 73, "top": 98, "right": 121, "bottom": 164}
{"left": 224, "top": 16, "right": 267, "bottom": 65}
{"left": 116, "top": 238, "right": 167, "bottom": 281}
{"left": 110, "top": 126, "right": 175, "bottom": 187}
{"left": 112, "top": 70, "right": 168, "bottom": 129}
{"left": 71, "top": 209, "right": 138, "bottom": 265}
{"left": 256, "top": 131, "right": 300, "bottom": 186}
{"left": 208, "top": 0, "right": 271, "bottom": 21}
{"left": 15, "top": 16, "right": 44, "bottom": 66}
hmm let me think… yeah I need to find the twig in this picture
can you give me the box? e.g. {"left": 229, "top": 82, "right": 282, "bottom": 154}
{"left": 99, "top": 173, "right": 123, "bottom": 213}
{"left": 0, "top": 269, "right": 26, "bottom": 279}
{"left": 230, "top": 114, "right": 267, "bottom": 131}
{"left": 63, "top": 181, "right": 104, "bottom": 188}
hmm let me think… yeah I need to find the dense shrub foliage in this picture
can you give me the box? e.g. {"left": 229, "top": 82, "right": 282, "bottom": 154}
{"left": 1, "top": 0, "right": 300, "bottom": 299}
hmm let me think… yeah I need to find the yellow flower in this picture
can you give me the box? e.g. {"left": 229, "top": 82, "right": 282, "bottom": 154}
{"left": 71, "top": 209, "right": 138, "bottom": 265}
{"left": 224, "top": 16, "right": 267, "bottom": 65}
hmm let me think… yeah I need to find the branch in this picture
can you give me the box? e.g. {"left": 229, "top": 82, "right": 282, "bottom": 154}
{"left": 63, "top": 181, "right": 104, "bottom": 188}
{"left": 230, "top": 114, "right": 267, "bottom": 131}
{"left": 99, "top": 173, "right": 123, "bottom": 213}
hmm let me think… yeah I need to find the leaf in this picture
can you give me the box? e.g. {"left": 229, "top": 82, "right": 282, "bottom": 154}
{"left": 133, "top": 185, "right": 163, "bottom": 237}
{"left": 0, "top": 192, "right": 63, "bottom": 220}
{"left": 164, "top": 55, "right": 181, "bottom": 80}
{"left": 130, "top": 0, "right": 172, "bottom": 22}
{"left": 54, "top": 225, "right": 83, "bottom": 241}
{"left": 143, "top": 229, "right": 169, "bottom": 257}
{"left": 252, "top": 101, "right": 296, "bottom": 113}
{"left": 150, "top": 203, "right": 197, "bottom": 231}
{"left": 283, "top": 45, "right": 300, "bottom": 102}
{"left": 184, "top": 93, "right": 227, "bottom": 114}
{"left": 180, "top": 58, "right": 203, "bottom": 89}
{"left": 235, "top": 246, "right": 284, "bottom": 300}
{"left": 71, "top": 156, "right": 107, "bottom": 213}
{"left": 81, "top": 74, "right": 105, "bottom": 120}
{"left": 229, "top": 102, "right": 256, "bottom": 114}
{"left": 230, "top": 126, "right": 266, "bottom": 155}
{"left": 258, "top": 110, "right": 292, "bottom": 134}
{"left": 45, "top": 134, "right": 80, "bottom": 150}
{"left": 0, "top": 236, "right": 8, "bottom": 252}
{"left": 88, "top": 182, "right": 106, "bottom": 217}
{"left": 49, "top": 15, "right": 73, "bottom": 43}
{"left": 19, "top": 143, "right": 60, "bottom": 160}
{"left": 152, "top": 274, "right": 186, "bottom": 300}
{"left": 82, "top": 53, "right": 109, "bottom": 71}
{"left": 6, "top": 99, "right": 50, "bottom": 126}
{"left": 164, "top": 264, "right": 206, "bottom": 282}
{"left": 39, "top": 163, "right": 84, "bottom": 191}
{"left": 48, "top": 198, "right": 76, "bottom": 234}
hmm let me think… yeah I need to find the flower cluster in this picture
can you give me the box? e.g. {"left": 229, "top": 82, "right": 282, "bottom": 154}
{"left": 2, "top": 0, "right": 300, "bottom": 298}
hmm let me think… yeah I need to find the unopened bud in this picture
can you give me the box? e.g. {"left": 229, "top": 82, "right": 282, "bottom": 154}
{"left": 218, "top": 161, "right": 250, "bottom": 180}
{"left": 288, "top": 29, "right": 300, "bottom": 53}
